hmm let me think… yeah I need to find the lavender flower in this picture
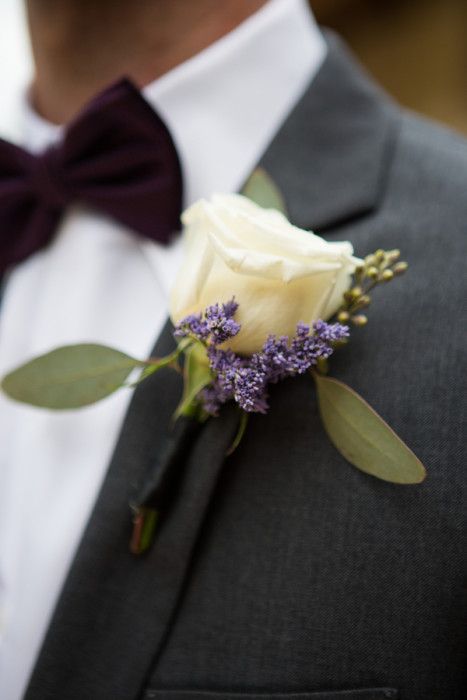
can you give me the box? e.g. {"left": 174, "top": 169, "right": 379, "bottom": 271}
{"left": 175, "top": 299, "right": 348, "bottom": 416}
{"left": 207, "top": 347, "right": 243, "bottom": 396}
{"left": 221, "top": 298, "right": 239, "bottom": 318}
{"left": 173, "top": 313, "right": 209, "bottom": 341}
{"left": 205, "top": 301, "right": 241, "bottom": 344}
{"left": 261, "top": 335, "right": 292, "bottom": 382}
{"left": 233, "top": 366, "right": 269, "bottom": 413}
{"left": 201, "top": 381, "right": 230, "bottom": 417}
{"left": 313, "top": 319, "right": 350, "bottom": 344}
{"left": 259, "top": 321, "right": 348, "bottom": 381}
{"left": 174, "top": 298, "right": 240, "bottom": 346}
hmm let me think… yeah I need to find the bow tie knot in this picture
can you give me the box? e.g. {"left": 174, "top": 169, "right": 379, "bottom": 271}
{"left": 0, "top": 78, "right": 183, "bottom": 275}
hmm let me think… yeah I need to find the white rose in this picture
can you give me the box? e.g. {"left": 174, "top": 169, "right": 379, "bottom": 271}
{"left": 170, "top": 193, "right": 361, "bottom": 355}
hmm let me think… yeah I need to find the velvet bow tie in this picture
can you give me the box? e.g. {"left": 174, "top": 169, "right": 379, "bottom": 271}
{"left": 0, "top": 78, "right": 183, "bottom": 276}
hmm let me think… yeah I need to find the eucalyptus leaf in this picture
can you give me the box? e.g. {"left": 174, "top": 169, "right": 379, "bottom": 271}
{"left": 1, "top": 344, "right": 145, "bottom": 409}
{"left": 241, "top": 167, "right": 288, "bottom": 215}
{"left": 174, "top": 341, "right": 213, "bottom": 419}
{"left": 313, "top": 372, "right": 426, "bottom": 484}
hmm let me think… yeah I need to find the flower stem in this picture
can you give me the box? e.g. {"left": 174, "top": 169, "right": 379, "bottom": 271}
{"left": 226, "top": 410, "right": 249, "bottom": 456}
{"left": 131, "top": 338, "right": 193, "bottom": 386}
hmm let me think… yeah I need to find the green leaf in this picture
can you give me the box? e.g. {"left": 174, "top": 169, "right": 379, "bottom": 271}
{"left": 313, "top": 372, "right": 426, "bottom": 484}
{"left": 1, "top": 344, "right": 145, "bottom": 409}
{"left": 174, "top": 341, "right": 213, "bottom": 419}
{"left": 241, "top": 167, "right": 288, "bottom": 215}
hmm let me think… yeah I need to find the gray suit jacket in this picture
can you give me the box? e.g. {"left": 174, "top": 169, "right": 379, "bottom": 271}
{"left": 25, "top": 33, "right": 466, "bottom": 700}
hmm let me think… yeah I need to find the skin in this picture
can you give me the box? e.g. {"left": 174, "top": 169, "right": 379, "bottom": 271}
{"left": 25, "top": 0, "right": 268, "bottom": 124}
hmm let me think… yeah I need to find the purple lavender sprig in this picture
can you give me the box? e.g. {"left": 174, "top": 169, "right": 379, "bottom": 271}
{"left": 174, "top": 299, "right": 240, "bottom": 344}
{"left": 174, "top": 299, "right": 348, "bottom": 417}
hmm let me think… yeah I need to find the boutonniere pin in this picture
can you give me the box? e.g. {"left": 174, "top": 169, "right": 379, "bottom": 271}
{"left": 1, "top": 169, "right": 426, "bottom": 553}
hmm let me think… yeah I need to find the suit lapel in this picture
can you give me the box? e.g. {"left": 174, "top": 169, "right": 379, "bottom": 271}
{"left": 258, "top": 31, "right": 400, "bottom": 232}
{"left": 26, "top": 32, "right": 401, "bottom": 700}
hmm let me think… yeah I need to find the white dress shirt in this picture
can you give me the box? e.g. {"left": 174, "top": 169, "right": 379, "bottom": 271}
{"left": 0, "top": 1, "right": 326, "bottom": 697}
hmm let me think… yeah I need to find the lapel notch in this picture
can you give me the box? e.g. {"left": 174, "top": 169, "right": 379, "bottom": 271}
{"left": 259, "top": 31, "right": 400, "bottom": 232}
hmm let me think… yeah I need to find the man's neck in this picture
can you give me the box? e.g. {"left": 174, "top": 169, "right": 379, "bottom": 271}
{"left": 26, "top": 0, "right": 268, "bottom": 125}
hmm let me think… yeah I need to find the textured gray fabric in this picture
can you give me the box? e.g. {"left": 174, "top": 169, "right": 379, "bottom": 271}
{"left": 26, "top": 33, "right": 466, "bottom": 700}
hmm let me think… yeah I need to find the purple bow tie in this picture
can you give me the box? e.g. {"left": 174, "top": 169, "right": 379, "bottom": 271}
{"left": 0, "top": 78, "right": 183, "bottom": 276}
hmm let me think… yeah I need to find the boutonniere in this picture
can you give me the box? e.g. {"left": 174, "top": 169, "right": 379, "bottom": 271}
{"left": 1, "top": 170, "right": 426, "bottom": 552}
